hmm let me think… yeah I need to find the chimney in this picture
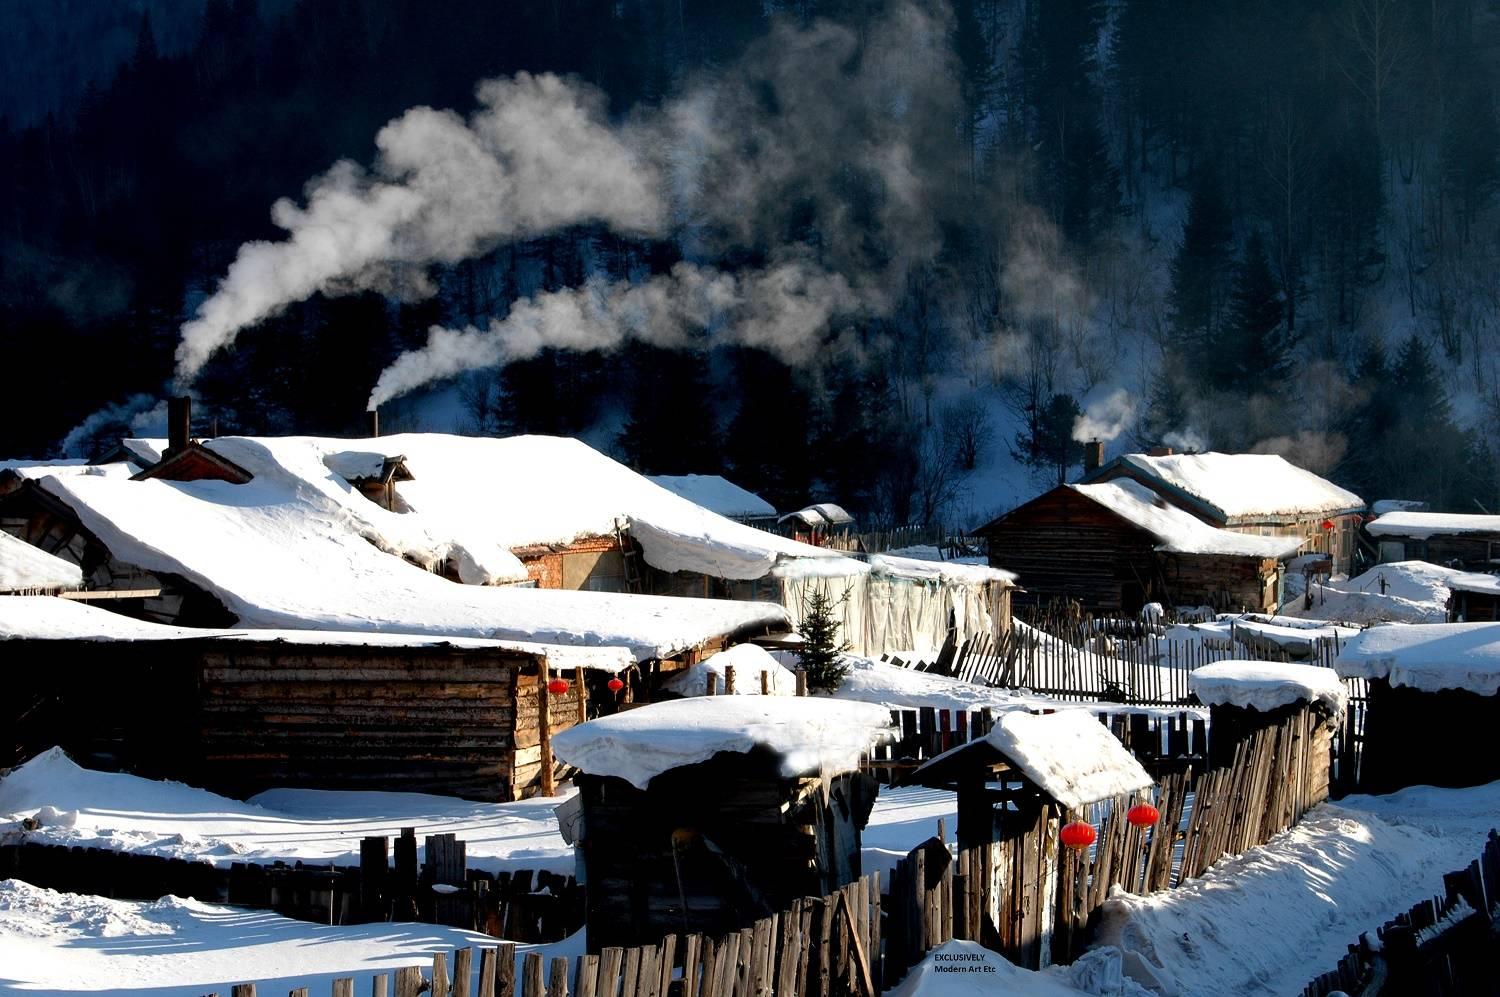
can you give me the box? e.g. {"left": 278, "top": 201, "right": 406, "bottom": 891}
{"left": 1083, "top": 439, "right": 1104, "bottom": 475}
{"left": 167, "top": 396, "right": 191, "bottom": 455}
{"left": 368, "top": 407, "right": 380, "bottom": 438}
{"left": 1147, "top": 445, "right": 1174, "bottom": 457}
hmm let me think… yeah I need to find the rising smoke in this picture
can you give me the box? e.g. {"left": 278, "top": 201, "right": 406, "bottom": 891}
{"left": 172, "top": 2, "right": 963, "bottom": 405}
{"left": 1072, "top": 387, "right": 1136, "bottom": 443}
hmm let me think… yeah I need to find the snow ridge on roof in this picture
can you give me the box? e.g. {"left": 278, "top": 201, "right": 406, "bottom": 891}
{"left": 1189, "top": 660, "right": 1347, "bottom": 715}
{"left": 647, "top": 474, "right": 776, "bottom": 519}
{"left": 1070, "top": 480, "right": 1304, "bottom": 558}
{"left": 550, "top": 697, "right": 894, "bottom": 789}
{"left": 0, "top": 533, "right": 83, "bottom": 593}
{"left": 1333, "top": 622, "right": 1500, "bottom": 695}
{"left": 1118, "top": 452, "right": 1364, "bottom": 521}
{"left": 1368, "top": 511, "right": 1500, "bottom": 539}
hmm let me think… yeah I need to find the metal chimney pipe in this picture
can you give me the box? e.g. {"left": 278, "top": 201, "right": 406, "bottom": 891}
{"left": 368, "top": 408, "right": 380, "bottom": 438}
{"left": 167, "top": 397, "right": 191, "bottom": 455}
{"left": 1083, "top": 439, "right": 1104, "bottom": 475}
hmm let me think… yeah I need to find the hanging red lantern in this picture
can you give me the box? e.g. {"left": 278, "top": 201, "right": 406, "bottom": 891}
{"left": 1321, "top": 519, "right": 1335, "bottom": 531}
{"left": 1126, "top": 804, "right": 1160, "bottom": 828}
{"left": 546, "top": 677, "right": 570, "bottom": 696}
{"left": 1059, "top": 821, "right": 1096, "bottom": 850}
{"left": 607, "top": 676, "right": 625, "bottom": 694}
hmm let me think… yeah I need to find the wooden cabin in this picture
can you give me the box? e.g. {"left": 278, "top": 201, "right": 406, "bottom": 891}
{"left": 1334, "top": 623, "right": 1500, "bottom": 794}
{"left": 1368, "top": 511, "right": 1500, "bottom": 573}
{"left": 978, "top": 481, "right": 1300, "bottom": 615}
{"left": 1083, "top": 450, "right": 1365, "bottom": 576}
{"left": 909, "top": 709, "right": 1153, "bottom": 970}
{"left": 1187, "top": 661, "right": 1340, "bottom": 805}
{"left": 552, "top": 697, "right": 891, "bottom": 951}
{"left": 0, "top": 597, "right": 627, "bottom": 802}
{"left": 1449, "top": 573, "right": 1500, "bottom": 622}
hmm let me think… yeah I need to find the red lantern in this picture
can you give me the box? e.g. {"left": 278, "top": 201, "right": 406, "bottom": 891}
{"left": 1126, "top": 804, "right": 1160, "bottom": 828}
{"left": 546, "top": 677, "right": 570, "bottom": 696}
{"left": 1321, "top": 519, "right": 1335, "bottom": 531}
{"left": 1059, "top": 821, "right": 1096, "bottom": 850}
{"left": 607, "top": 676, "right": 625, "bottom": 693}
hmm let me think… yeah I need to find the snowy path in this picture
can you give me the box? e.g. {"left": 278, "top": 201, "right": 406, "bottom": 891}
{"left": 1094, "top": 780, "right": 1500, "bottom": 996}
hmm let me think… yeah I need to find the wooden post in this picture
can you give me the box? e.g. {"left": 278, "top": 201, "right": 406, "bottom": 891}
{"left": 706, "top": 671, "right": 718, "bottom": 696}
{"left": 290, "top": 989, "right": 310, "bottom": 997}
{"left": 760, "top": 670, "right": 770, "bottom": 695}
{"left": 546, "top": 957, "right": 569, "bottom": 997}
{"left": 796, "top": 669, "right": 808, "bottom": 697}
{"left": 574, "top": 667, "right": 587, "bottom": 726}
{"left": 575, "top": 954, "right": 600, "bottom": 997}
{"left": 478, "top": 948, "right": 497, "bottom": 997}
{"left": 724, "top": 665, "right": 736, "bottom": 694}
{"left": 539, "top": 660, "right": 555, "bottom": 797}
{"left": 522, "top": 952, "right": 545, "bottom": 997}
{"left": 333, "top": 980, "right": 354, "bottom": 997}
{"left": 495, "top": 942, "right": 517, "bottom": 997}
{"left": 431, "top": 950, "right": 449, "bottom": 997}
{"left": 453, "top": 949, "right": 472, "bottom": 997}
{"left": 394, "top": 967, "right": 424, "bottom": 997}
{"left": 230, "top": 987, "right": 255, "bottom": 997}
{"left": 360, "top": 836, "right": 388, "bottom": 922}
{"left": 372, "top": 974, "right": 389, "bottom": 997}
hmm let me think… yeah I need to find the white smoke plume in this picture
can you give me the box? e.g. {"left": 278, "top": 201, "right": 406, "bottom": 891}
{"left": 174, "top": 73, "right": 666, "bottom": 386}
{"left": 370, "top": 261, "right": 861, "bottom": 407}
{"left": 1163, "top": 427, "right": 1210, "bottom": 453}
{"left": 1072, "top": 387, "right": 1136, "bottom": 443}
{"left": 58, "top": 395, "right": 167, "bottom": 458}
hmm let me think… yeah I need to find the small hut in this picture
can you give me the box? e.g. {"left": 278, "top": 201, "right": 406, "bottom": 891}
{"left": 551, "top": 697, "right": 893, "bottom": 951}
{"left": 908, "top": 709, "right": 1152, "bottom": 969}
{"left": 1447, "top": 572, "right": 1500, "bottom": 623}
{"left": 1334, "top": 623, "right": 1500, "bottom": 793}
{"left": 1187, "top": 661, "right": 1343, "bottom": 803}
{"left": 1367, "top": 511, "right": 1500, "bottom": 572}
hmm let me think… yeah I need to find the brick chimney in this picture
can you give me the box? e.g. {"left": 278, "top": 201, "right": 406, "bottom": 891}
{"left": 1083, "top": 439, "right": 1105, "bottom": 474}
{"left": 1147, "top": 445, "right": 1174, "bottom": 457}
{"left": 368, "top": 407, "right": 380, "bottom": 438}
{"left": 167, "top": 396, "right": 191, "bottom": 456}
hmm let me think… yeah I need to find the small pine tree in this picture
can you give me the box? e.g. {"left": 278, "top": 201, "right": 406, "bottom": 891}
{"left": 796, "top": 587, "right": 851, "bottom": 691}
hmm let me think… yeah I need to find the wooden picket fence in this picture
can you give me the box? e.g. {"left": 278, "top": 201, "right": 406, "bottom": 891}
{"left": 213, "top": 873, "right": 884, "bottom": 997}
{"left": 1301, "top": 830, "right": 1500, "bottom": 996}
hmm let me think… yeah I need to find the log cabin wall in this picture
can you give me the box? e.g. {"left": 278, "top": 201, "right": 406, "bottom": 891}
{"left": 980, "top": 488, "right": 1160, "bottom": 613}
{"left": 2, "top": 638, "right": 572, "bottom": 802}
{"left": 576, "top": 749, "right": 875, "bottom": 952}
{"left": 510, "top": 667, "right": 586, "bottom": 799}
{"left": 1163, "top": 553, "right": 1279, "bottom": 613}
{"left": 1357, "top": 679, "right": 1500, "bottom": 793}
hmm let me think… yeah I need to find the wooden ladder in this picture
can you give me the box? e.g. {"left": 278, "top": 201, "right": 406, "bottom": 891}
{"left": 614, "top": 518, "right": 642, "bottom": 593}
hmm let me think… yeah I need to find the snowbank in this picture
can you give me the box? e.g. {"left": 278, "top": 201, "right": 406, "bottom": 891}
{"left": 0, "top": 532, "right": 81, "bottom": 592}
{"left": 1333, "top": 622, "right": 1500, "bottom": 695}
{"left": 826, "top": 655, "right": 1033, "bottom": 713}
{"left": 1071, "top": 481, "right": 1303, "bottom": 558}
{"left": 645, "top": 474, "right": 776, "bottom": 519}
{"left": 1281, "top": 560, "right": 1458, "bottom": 625}
{"left": 1188, "top": 661, "right": 1346, "bottom": 715}
{"left": 0, "top": 748, "right": 576, "bottom": 875}
{"left": 0, "top": 878, "right": 580, "bottom": 997}
{"left": 1092, "top": 780, "right": 1500, "bottom": 996}
{"left": 1367, "top": 510, "right": 1500, "bottom": 539}
{"left": 549, "top": 697, "right": 894, "bottom": 790}
{"left": 0, "top": 596, "right": 634, "bottom": 671}
{"left": 1113, "top": 452, "right": 1364, "bottom": 520}
{"left": 887, "top": 939, "right": 1151, "bottom": 996}
{"left": 659, "top": 642, "right": 797, "bottom": 696}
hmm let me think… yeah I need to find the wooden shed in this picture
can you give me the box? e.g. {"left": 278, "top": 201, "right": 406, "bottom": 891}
{"left": 1333, "top": 623, "right": 1500, "bottom": 793}
{"left": 978, "top": 481, "right": 1300, "bottom": 615}
{"left": 908, "top": 709, "right": 1152, "bottom": 969}
{"left": 1367, "top": 511, "right": 1500, "bottom": 573}
{"left": 0, "top": 596, "right": 630, "bottom": 802}
{"left": 551, "top": 697, "right": 893, "bottom": 951}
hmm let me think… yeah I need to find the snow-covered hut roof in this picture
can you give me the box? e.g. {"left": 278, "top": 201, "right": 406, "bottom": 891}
{"left": 549, "top": 696, "right": 895, "bottom": 789}
{"left": 914, "top": 709, "right": 1152, "bottom": 810}
{"left": 13, "top": 439, "right": 788, "bottom": 661}
{"left": 1188, "top": 660, "right": 1347, "bottom": 715}
{"left": 1098, "top": 452, "right": 1364, "bottom": 523}
{"left": 1371, "top": 499, "right": 1429, "bottom": 516}
{"left": 1333, "top": 622, "right": 1500, "bottom": 695}
{"left": 0, "top": 533, "right": 83, "bottom": 593}
{"left": 779, "top": 503, "right": 855, "bottom": 528}
{"left": 1367, "top": 511, "right": 1500, "bottom": 540}
{"left": 646, "top": 474, "right": 776, "bottom": 520}
{"left": 1448, "top": 572, "right": 1500, "bottom": 596}
{"left": 1069, "top": 481, "right": 1304, "bottom": 558}
{"left": 0, "top": 596, "right": 634, "bottom": 671}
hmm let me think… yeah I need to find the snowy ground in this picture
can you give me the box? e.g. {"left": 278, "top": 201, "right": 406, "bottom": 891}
{"left": 1093, "top": 779, "right": 1500, "bottom": 996}
{"left": 0, "top": 881, "right": 581, "bottom": 997}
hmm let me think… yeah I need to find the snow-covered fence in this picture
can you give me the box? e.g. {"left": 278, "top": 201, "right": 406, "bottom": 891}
{"left": 1300, "top": 830, "right": 1500, "bottom": 997}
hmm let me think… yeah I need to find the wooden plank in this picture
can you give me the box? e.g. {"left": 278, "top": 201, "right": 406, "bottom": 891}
{"left": 839, "top": 888, "right": 876, "bottom": 997}
{"left": 636, "top": 945, "right": 659, "bottom": 997}
{"left": 395, "top": 967, "right": 424, "bottom": 997}
{"left": 597, "top": 948, "right": 624, "bottom": 997}
{"left": 495, "top": 942, "right": 517, "bottom": 997}
{"left": 290, "top": 989, "right": 309, "bottom": 997}
{"left": 620, "top": 947, "right": 641, "bottom": 997}
{"left": 433, "top": 951, "right": 449, "bottom": 997}
{"left": 372, "top": 974, "right": 389, "bottom": 997}
{"left": 656, "top": 935, "right": 677, "bottom": 997}
{"left": 332, "top": 980, "right": 354, "bottom": 997}
{"left": 478, "top": 949, "right": 498, "bottom": 997}
{"left": 547, "top": 956, "right": 570, "bottom": 997}
{"left": 522, "top": 953, "right": 545, "bottom": 997}
{"left": 453, "top": 949, "right": 473, "bottom": 997}
{"left": 680, "top": 936, "right": 703, "bottom": 997}
{"left": 575, "top": 954, "right": 600, "bottom": 997}
{"left": 537, "top": 661, "right": 555, "bottom": 797}
{"left": 230, "top": 985, "right": 256, "bottom": 997}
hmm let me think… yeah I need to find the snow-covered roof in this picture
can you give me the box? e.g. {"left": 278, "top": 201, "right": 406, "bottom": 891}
{"left": 1070, "top": 481, "right": 1304, "bottom": 558}
{"left": 1371, "top": 499, "right": 1429, "bottom": 515}
{"left": 779, "top": 503, "right": 855, "bottom": 528}
{"left": 646, "top": 474, "right": 776, "bottom": 519}
{"left": 916, "top": 709, "right": 1152, "bottom": 810}
{"left": 1333, "top": 622, "right": 1500, "bottom": 695}
{"left": 1109, "top": 452, "right": 1364, "bottom": 522}
{"left": 549, "top": 696, "right": 894, "bottom": 789}
{"left": 660, "top": 642, "right": 797, "bottom": 696}
{"left": 1449, "top": 571, "right": 1500, "bottom": 596}
{"left": 16, "top": 441, "right": 788, "bottom": 661}
{"left": 1367, "top": 511, "right": 1500, "bottom": 539}
{"left": 0, "top": 596, "right": 634, "bottom": 671}
{"left": 0, "top": 533, "right": 82, "bottom": 593}
{"left": 866, "top": 553, "right": 1018, "bottom": 585}
{"left": 1189, "top": 661, "right": 1347, "bottom": 715}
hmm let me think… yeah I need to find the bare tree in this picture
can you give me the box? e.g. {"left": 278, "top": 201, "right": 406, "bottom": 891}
{"left": 942, "top": 398, "right": 995, "bottom": 471}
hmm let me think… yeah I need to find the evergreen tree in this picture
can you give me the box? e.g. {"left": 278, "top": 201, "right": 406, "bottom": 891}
{"left": 1167, "top": 171, "right": 1234, "bottom": 350}
{"left": 1013, "top": 392, "right": 1082, "bottom": 484}
{"left": 795, "top": 586, "right": 851, "bottom": 691}
{"left": 1140, "top": 366, "right": 1190, "bottom": 449}
{"left": 1218, "top": 231, "right": 1290, "bottom": 392}
{"left": 1441, "top": 81, "right": 1500, "bottom": 244}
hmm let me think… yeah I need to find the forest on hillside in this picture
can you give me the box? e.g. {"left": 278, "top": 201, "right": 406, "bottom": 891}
{"left": 3, "top": 0, "right": 1498, "bottom": 522}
